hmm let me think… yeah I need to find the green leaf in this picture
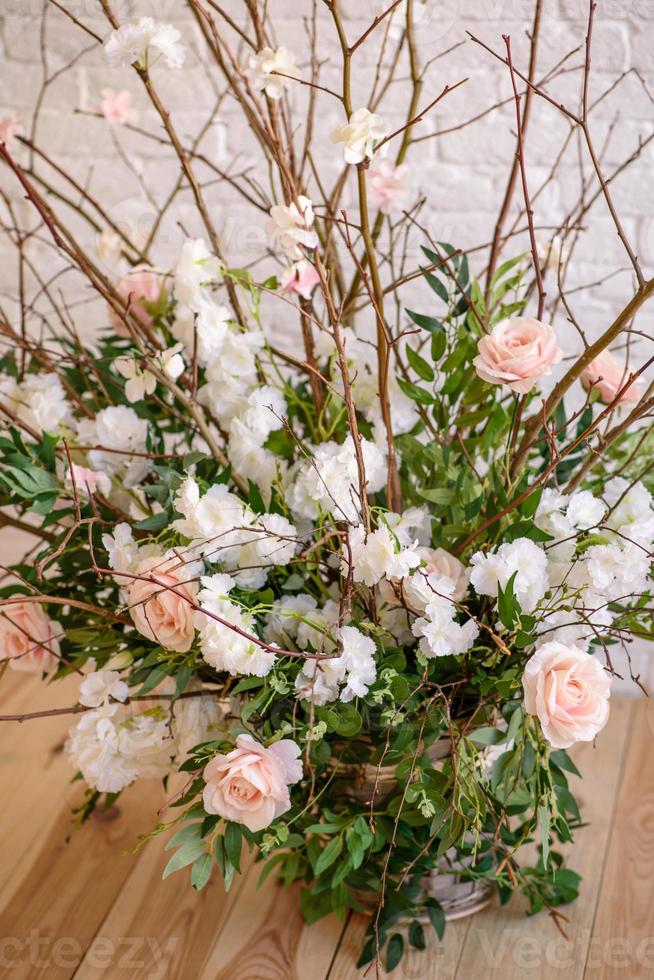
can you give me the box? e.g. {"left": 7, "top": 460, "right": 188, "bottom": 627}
{"left": 135, "top": 511, "right": 169, "bottom": 532}
{"left": 191, "top": 852, "right": 213, "bottom": 890}
{"left": 162, "top": 840, "right": 206, "bottom": 879}
{"left": 386, "top": 933, "right": 404, "bottom": 972}
{"left": 539, "top": 804, "right": 551, "bottom": 869}
{"left": 497, "top": 570, "right": 520, "bottom": 629}
{"left": 314, "top": 834, "right": 343, "bottom": 876}
{"left": 406, "top": 346, "right": 435, "bottom": 382}
{"left": 426, "top": 900, "right": 446, "bottom": 940}
{"left": 405, "top": 308, "right": 444, "bottom": 333}
{"left": 431, "top": 329, "right": 447, "bottom": 362}
{"left": 423, "top": 271, "right": 449, "bottom": 303}
{"left": 396, "top": 378, "right": 434, "bottom": 406}
{"left": 224, "top": 822, "right": 242, "bottom": 873}
{"left": 408, "top": 920, "right": 426, "bottom": 950}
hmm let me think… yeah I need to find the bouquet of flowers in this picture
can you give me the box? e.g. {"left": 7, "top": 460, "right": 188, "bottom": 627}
{"left": 1, "top": 1, "right": 653, "bottom": 972}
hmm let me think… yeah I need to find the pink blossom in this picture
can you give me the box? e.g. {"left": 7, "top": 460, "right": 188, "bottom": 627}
{"left": 523, "top": 642, "right": 611, "bottom": 748}
{"left": 368, "top": 159, "right": 407, "bottom": 214}
{"left": 474, "top": 316, "right": 562, "bottom": 394}
{"left": 581, "top": 349, "right": 642, "bottom": 405}
{"left": 203, "top": 733, "right": 302, "bottom": 832}
{"left": 0, "top": 601, "right": 60, "bottom": 673}
{"left": 0, "top": 112, "right": 23, "bottom": 149}
{"left": 108, "top": 267, "right": 163, "bottom": 337}
{"left": 280, "top": 259, "right": 320, "bottom": 300}
{"left": 67, "top": 464, "right": 111, "bottom": 498}
{"left": 99, "top": 89, "right": 138, "bottom": 126}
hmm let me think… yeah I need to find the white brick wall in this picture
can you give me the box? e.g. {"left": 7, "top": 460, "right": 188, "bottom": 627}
{"left": 0, "top": 0, "right": 653, "bottom": 689}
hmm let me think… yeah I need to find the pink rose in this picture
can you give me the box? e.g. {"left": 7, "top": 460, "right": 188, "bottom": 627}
{"left": 280, "top": 260, "right": 320, "bottom": 300}
{"left": 109, "top": 267, "right": 163, "bottom": 337}
{"left": 203, "top": 734, "right": 302, "bottom": 832}
{"left": 581, "top": 350, "right": 641, "bottom": 405}
{"left": 99, "top": 89, "right": 138, "bottom": 126}
{"left": 474, "top": 317, "right": 562, "bottom": 394}
{"left": 379, "top": 546, "right": 467, "bottom": 611}
{"left": 368, "top": 159, "right": 407, "bottom": 214}
{"left": 128, "top": 554, "right": 198, "bottom": 652}
{"left": 0, "top": 600, "right": 60, "bottom": 673}
{"left": 523, "top": 642, "right": 611, "bottom": 749}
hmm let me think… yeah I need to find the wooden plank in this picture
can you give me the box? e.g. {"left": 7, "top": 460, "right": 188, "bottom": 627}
{"left": 0, "top": 779, "right": 166, "bottom": 980}
{"left": 196, "top": 860, "right": 346, "bottom": 980}
{"left": 0, "top": 673, "right": 80, "bottom": 897}
{"left": 73, "top": 832, "right": 254, "bottom": 980}
{"left": 584, "top": 698, "right": 654, "bottom": 980}
{"left": 451, "top": 697, "right": 635, "bottom": 980}
{"left": 328, "top": 911, "right": 472, "bottom": 980}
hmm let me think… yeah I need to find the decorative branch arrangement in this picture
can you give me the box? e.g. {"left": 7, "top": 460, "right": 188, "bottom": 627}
{"left": 0, "top": 1, "right": 653, "bottom": 973}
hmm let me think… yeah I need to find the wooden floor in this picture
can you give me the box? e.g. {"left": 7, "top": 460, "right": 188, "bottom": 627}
{"left": 1, "top": 676, "right": 653, "bottom": 980}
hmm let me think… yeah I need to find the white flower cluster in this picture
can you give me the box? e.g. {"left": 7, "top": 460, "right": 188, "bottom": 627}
{"left": 288, "top": 435, "right": 386, "bottom": 524}
{"left": 173, "top": 478, "right": 298, "bottom": 589}
{"left": 68, "top": 669, "right": 223, "bottom": 793}
{"left": 195, "top": 574, "right": 276, "bottom": 678}
{"left": 467, "top": 481, "right": 653, "bottom": 652}
{"left": 0, "top": 372, "right": 71, "bottom": 436}
{"left": 171, "top": 239, "right": 285, "bottom": 497}
{"left": 104, "top": 17, "right": 185, "bottom": 70}
{"left": 77, "top": 405, "right": 151, "bottom": 488}
{"left": 295, "top": 624, "right": 378, "bottom": 705}
{"left": 470, "top": 537, "right": 549, "bottom": 612}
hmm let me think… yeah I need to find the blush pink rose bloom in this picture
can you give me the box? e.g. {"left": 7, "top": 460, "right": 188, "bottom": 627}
{"left": 280, "top": 259, "right": 320, "bottom": 300}
{"left": 203, "top": 734, "right": 302, "bottom": 832}
{"left": 580, "top": 350, "right": 641, "bottom": 405}
{"left": 109, "top": 267, "right": 163, "bottom": 337}
{"left": 368, "top": 159, "right": 407, "bottom": 214}
{"left": 474, "top": 317, "right": 562, "bottom": 394}
{"left": 128, "top": 554, "right": 198, "bottom": 652}
{"left": 100, "top": 89, "right": 138, "bottom": 125}
{"left": 523, "top": 642, "right": 611, "bottom": 749}
{"left": 0, "top": 601, "right": 60, "bottom": 673}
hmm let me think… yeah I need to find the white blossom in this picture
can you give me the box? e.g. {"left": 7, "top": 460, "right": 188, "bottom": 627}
{"left": 412, "top": 598, "right": 479, "bottom": 659}
{"left": 604, "top": 478, "right": 654, "bottom": 546}
{"left": 264, "top": 594, "right": 318, "bottom": 646}
{"left": 77, "top": 405, "right": 151, "bottom": 487}
{"left": 79, "top": 669, "right": 129, "bottom": 708}
{"left": 470, "top": 537, "right": 548, "bottom": 612}
{"left": 247, "top": 46, "right": 299, "bottom": 100}
{"left": 104, "top": 17, "right": 185, "bottom": 70}
{"left": 566, "top": 490, "right": 605, "bottom": 530}
{"left": 115, "top": 356, "right": 156, "bottom": 403}
{"left": 173, "top": 238, "right": 223, "bottom": 309}
{"left": 295, "top": 625, "right": 377, "bottom": 705}
{"left": 346, "top": 524, "right": 421, "bottom": 587}
{"left": 266, "top": 196, "right": 319, "bottom": 261}
{"left": 288, "top": 435, "right": 386, "bottom": 523}
{"left": 330, "top": 108, "right": 387, "bottom": 164}
{"left": 196, "top": 575, "right": 275, "bottom": 677}
{"left": 0, "top": 372, "right": 71, "bottom": 435}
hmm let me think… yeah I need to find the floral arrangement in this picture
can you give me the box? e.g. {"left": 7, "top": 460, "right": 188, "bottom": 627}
{"left": 0, "top": 2, "right": 653, "bottom": 973}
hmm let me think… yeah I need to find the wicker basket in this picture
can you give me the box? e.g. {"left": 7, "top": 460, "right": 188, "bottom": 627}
{"left": 333, "top": 733, "right": 495, "bottom": 922}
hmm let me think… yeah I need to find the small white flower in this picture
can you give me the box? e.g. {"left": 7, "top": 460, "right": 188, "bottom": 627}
{"left": 173, "top": 238, "right": 223, "bottom": 309}
{"left": 79, "top": 669, "right": 129, "bottom": 708}
{"left": 115, "top": 356, "right": 156, "bottom": 403}
{"left": 330, "top": 108, "right": 387, "bottom": 164}
{"left": 77, "top": 405, "right": 151, "bottom": 487}
{"left": 158, "top": 343, "right": 185, "bottom": 381}
{"left": 266, "top": 196, "right": 319, "bottom": 261}
{"left": 247, "top": 46, "right": 299, "bottom": 100}
{"left": 566, "top": 490, "right": 605, "bottom": 530}
{"left": 104, "top": 17, "right": 185, "bottom": 70}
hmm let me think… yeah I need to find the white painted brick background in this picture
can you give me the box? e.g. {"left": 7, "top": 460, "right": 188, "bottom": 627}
{"left": 0, "top": 0, "right": 653, "bottom": 691}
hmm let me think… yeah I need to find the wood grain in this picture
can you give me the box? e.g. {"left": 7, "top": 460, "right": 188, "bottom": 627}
{"left": 583, "top": 697, "right": 654, "bottom": 980}
{"left": 452, "top": 697, "right": 634, "bottom": 980}
{"left": 0, "top": 683, "right": 645, "bottom": 980}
